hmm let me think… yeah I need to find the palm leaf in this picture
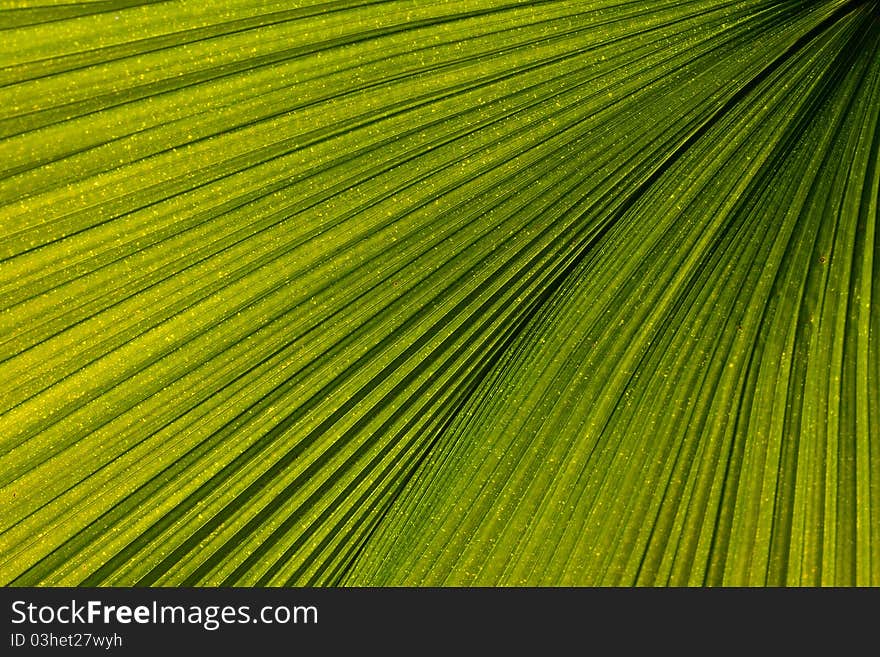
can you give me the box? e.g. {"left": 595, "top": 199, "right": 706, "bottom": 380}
{"left": 0, "top": 0, "right": 877, "bottom": 586}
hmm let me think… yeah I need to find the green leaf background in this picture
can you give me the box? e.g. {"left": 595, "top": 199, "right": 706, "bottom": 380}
{"left": 1, "top": 0, "right": 877, "bottom": 586}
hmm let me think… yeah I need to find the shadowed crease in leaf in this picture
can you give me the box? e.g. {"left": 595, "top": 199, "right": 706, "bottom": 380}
{"left": 0, "top": 0, "right": 877, "bottom": 586}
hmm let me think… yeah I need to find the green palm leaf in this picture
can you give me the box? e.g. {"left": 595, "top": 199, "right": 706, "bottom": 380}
{"left": 1, "top": 0, "right": 877, "bottom": 586}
